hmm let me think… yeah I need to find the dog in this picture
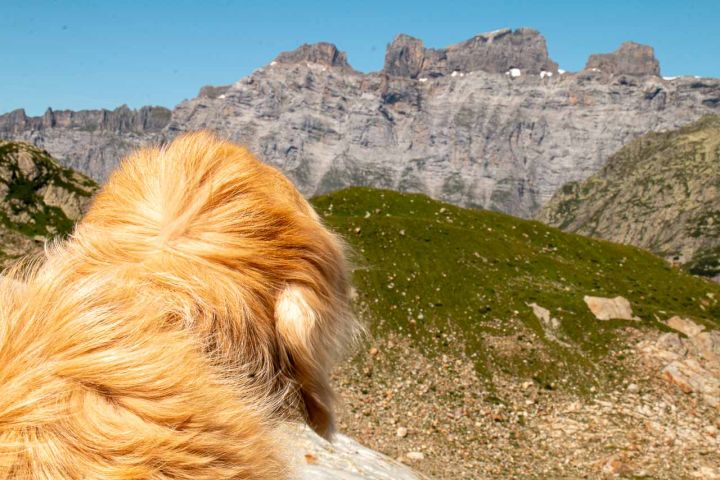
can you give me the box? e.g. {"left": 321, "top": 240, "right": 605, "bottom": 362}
{"left": 0, "top": 132, "right": 357, "bottom": 479}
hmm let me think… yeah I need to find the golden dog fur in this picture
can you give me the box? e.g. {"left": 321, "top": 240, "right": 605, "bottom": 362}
{"left": 0, "top": 132, "right": 357, "bottom": 479}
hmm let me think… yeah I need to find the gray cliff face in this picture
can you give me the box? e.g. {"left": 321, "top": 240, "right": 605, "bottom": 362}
{"left": 0, "top": 105, "right": 169, "bottom": 181}
{"left": 1, "top": 32, "right": 719, "bottom": 218}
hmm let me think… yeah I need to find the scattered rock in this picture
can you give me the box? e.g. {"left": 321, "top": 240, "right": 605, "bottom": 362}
{"left": 662, "top": 359, "right": 719, "bottom": 406}
{"left": 655, "top": 332, "right": 688, "bottom": 358}
{"left": 396, "top": 427, "right": 408, "bottom": 438}
{"left": 667, "top": 316, "right": 706, "bottom": 337}
{"left": 583, "top": 295, "right": 640, "bottom": 321}
{"left": 405, "top": 451, "right": 425, "bottom": 461}
{"left": 527, "top": 302, "right": 569, "bottom": 346}
{"left": 693, "top": 331, "right": 720, "bottom": 365}
{"left": 626, "top": 383, "right": 640, "bottom": 393}
{"left": 600, "top": 455, "right": 634, "bottom": 477}
{"left": 692, "top": 466, "right": 720, "bottom": 479}
{"left": 641, "top": 322, "right": 720, "bottom": 409}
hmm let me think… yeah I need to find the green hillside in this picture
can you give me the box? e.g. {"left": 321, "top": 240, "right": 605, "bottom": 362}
{"left": 312, "top": 187, "right": 720, "bottom": 392}
{"left": 0, "top": 141, "right": 98, "bottom": 264}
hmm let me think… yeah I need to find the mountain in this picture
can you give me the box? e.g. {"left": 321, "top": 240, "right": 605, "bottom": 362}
{"left": 1, "top": 28, "right": 719, "bottom": 218}
{"left": 536, "top": 115, "right": 720, "bottom": 280}
{"left": 0, "top": 141, "right": 97, "bottom": 265}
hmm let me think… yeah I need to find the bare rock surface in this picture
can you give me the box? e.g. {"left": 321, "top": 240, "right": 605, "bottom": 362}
{"left": 585, "top": 42, "right": 660, "bottom": 76}
{"left": 583, "top": 295, "right": 639, "bottom": 321}
{"left": 275, "top": 42, "right": 354, "bottom": 70}
{"left": 640, "top": 317, "right": 720, "bottom": 408}
{"left": 282, "top": 423, "right": 426, "bottom": 480}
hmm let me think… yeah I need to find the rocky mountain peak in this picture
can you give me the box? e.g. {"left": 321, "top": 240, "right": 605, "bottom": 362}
{"left": 274, "top": 42, "right": 353, "bottom": 70}
{"left": 383, "top": 28, "right": 558, "bottom": 78}
{"left": 585, "top": 41, "right": 660, "bottom": 76}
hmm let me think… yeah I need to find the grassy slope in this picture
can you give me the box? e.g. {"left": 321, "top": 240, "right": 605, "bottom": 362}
{"left": 0, "top": 141, "right": 97, "bottom": 237}
{"left": 313, "top": 187, "right": 720, "bottom": 392}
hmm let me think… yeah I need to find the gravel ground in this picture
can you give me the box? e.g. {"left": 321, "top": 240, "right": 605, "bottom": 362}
{"left": 333, "top": 329, "right": 720, "bottom": 479}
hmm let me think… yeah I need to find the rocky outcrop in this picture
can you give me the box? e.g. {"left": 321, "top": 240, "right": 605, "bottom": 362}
{"left": 1, "top": 30, "right": 719, "bottom": 218}
{"left": 0, "top": 106, "right": 168, "bottom": 180}
{"left": 0, "top": 141, "right": 98, "bottom": 265}
{"left": 198, "top": 85, "right": 231, "bottom": 99}
{"left": 640, "top": 317, "right": 720, "bottom": 408}
{"left": 284, "top": 423, "right": 425, "bottom": 479}
{"left": 383, "top": 28, "right": 558, "bottom": 78}
{"left": 275, "top": 42, "right": 353, "bottom": 70}
{"left": 585, "top": 42, "right": 660, "bottom": 76}
{"left": 537, "top": 115, "right": 720, "bottom": 275}
{"left": 0, "top": 105, "right": 170, "bottom": 135}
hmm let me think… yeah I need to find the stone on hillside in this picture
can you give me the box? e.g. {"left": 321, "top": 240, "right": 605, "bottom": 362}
{"left": 600, "top": 455, "right": 634, "bottom": 477}
{"left": 528, "top": 302, "right": 552, "bottom": 326}
{"left": 662, "top": 359, "right": 720, "bottom": 407}
{"left": 283, "top": 423, "right": 423, "bottom": 480}
{"left": 692, "top": 331, "right": 720, "bottom": 365}
{"left": 585, "top": 42, "right": 660, "bottom": 76}
{"left": 527, "top": 302, "right": 570, "bottom": 346}
{"left": 405, "top": 451, "right": 425, "bottom": 461}
{"left": 666, "top": 316, "right": 705, "bottom": 337}
{"left": 655, "top": 332, "right": 688, "bottom": 358}
{"left": 583, "top": 295, "right": 639, "bottom": 321}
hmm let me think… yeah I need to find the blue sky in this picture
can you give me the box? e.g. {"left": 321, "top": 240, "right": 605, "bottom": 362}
{"left": 2, "top": 0, "right": 718, "bottom": 115}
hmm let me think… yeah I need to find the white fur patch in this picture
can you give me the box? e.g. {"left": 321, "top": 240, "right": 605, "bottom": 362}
{"left": 275, "top": 285, "right": 317, "bottom": 340}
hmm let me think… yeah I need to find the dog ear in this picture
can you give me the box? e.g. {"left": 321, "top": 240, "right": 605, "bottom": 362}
{"left": 274, "top": 283, "right": 347, "bottom": 438}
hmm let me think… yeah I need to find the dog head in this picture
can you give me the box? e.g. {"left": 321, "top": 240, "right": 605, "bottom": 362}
{"left": 77, "top": 131, "right": 359, "bottom": 437}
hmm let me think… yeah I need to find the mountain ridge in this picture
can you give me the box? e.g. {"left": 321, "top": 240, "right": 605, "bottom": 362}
{"left": 537, "top": 115, "right": 720, "bottom": 280}
{"left": 1, "top": 28, "right": 718, "bottom": 218}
